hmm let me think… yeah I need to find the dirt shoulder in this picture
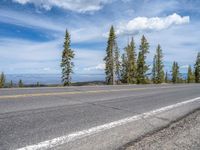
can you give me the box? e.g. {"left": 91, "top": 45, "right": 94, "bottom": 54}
{"left": 124, "top": 109, "right": 200, "bottom": 150}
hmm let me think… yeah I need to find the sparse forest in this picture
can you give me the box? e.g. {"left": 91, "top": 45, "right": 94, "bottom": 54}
{"left": 104, "top": 26, "right": 200, "bottom": 85}
{"left": 0, "top": 26, "right": 200, "bottom": 88}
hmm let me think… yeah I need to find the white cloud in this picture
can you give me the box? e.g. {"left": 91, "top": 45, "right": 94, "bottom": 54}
{"left": 180, "top": 65, "right": 189, "bottom": 69}
{"left": 74, "top": 49, "right": 105, "bottom": 74}
{"left": 84, "top": 63, "right": 105, "bottom": 71}
{"left": 0, "top": 9, "right": 65, "bottom": 32}
{"left": 13, "top": 0, "right": 111, "bottom": 13}
{"left": 0, "top": 9, "right": 106, "bottom": 43}
{"left": 0, "top": 38, "right": 61, "bottom": 62}
{"left": 0, "top": 38, "right": 61, "bottom": 74}
{"left": 117, "top": 13, "right": 190, "bottom": 35}
{"left": 14, "top": 0, "right": 29, "bottom": 4}
{"left": 70, "top": 27, "right": 105, "bottom": 43}
{"left": 43, "top": 67, "right": 51, "bottom": 71}
{"left": 0, "top": 38, "right": 105, "bottom": 74}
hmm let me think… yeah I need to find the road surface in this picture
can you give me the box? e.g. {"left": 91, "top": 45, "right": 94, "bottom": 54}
{"left": 0, "top": 84, "right": 200, "bottom": 150}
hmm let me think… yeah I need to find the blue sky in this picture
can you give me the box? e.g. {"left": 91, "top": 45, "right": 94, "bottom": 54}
{"left": 0, "top": 0, "right": 200, "bottom": 76}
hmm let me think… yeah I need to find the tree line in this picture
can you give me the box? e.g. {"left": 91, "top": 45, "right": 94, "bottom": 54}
{"left": 104, "top": 26, "right": 200, "bottom": 85}
{"left": 60, "top": 27, "right": 200, "bottom": 86}
{"left": 0, "top": 73, "right": 24, "bottom": 88}
{"left": 0, "top": 27, "right": 200, "bottom": 88}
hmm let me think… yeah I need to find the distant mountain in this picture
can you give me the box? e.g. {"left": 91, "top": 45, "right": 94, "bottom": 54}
{"left": 5, "top": 73, "right": 188, "bottom": 85}
{"left": 6, "top": 74, "right": 105, "bottom": 84}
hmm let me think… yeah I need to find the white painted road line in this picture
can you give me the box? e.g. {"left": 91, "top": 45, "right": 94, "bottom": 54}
{"left": 17, "top": 97, "right": 200, "bottom": 150}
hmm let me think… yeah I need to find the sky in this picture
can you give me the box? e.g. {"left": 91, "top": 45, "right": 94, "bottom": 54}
{"left": 0, "top": 0, "right": 200, "bottom": 77}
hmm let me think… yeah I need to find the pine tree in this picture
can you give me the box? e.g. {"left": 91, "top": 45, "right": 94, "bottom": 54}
{"left": 104, "top": 26, "right": 120, "bottom": 85}
{"left": 194, "top": 52, "right": 200, "bottom": 83}
{"left": 10, "top": 80, "right": 13, "bottom": 88}
{"left": 114, "top": 43, "right": 121, "bottom": 83}
{"left": 172, "top": 62, "right": 180, "bottom": 83}
{"left": 0, "top": 72, "right": 6, "bottom": 88}
{"left": 126, "top": 37, "right": 137, "bottom": 84}
{"left": 155, "top": 44, "right": 164, "bottom": 83}
{"left": 18, "top": 79, "right": 23, "bottom": 88}
{"left": 36, "top": 82, "right": 40, "bottom": 87}
{"left": 61, "top": 30, "right": 75, "bottom": 86}
{"left": 187, "top": 65, "right": 194, "bottom": 83}
{"left": 165, "top": 72, "right": 168, "bottom": 83}
{"left": 152, "top": 55, "right": 157, "bottom": 83}
{"left": 137, "top": 35, "right": 149, "bottom": 84}
{"left": 121, "top": 53, "right": 128, "bottom": 83}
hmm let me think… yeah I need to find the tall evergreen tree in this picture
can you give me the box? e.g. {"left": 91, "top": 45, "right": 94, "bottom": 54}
{"left": 152, "top": 55, "right": 157, "bottom": 83}
{"left": 0, "top": 72, "right": 6, "bottom": 88}
{"left": 172, "top": 61, "right": 180, "bottom": 83}
{"left": 137, "top": 35, "right": 149, "bottom": 84}
{"left": 194, "top": 52, "right": 200, "bottom": 83}
{"left": 187, "top": 65, "right": 194, "bottom": 83}
{"left": 18, "top": 79, "right": 23, "bottom": 88}
{"left": 10, "top": 80, "right": 13, "bottom": 88}
{"left": 165, "top": 71, "right": 168, "bottom": 83}
{"left": 153, "top": 44, "right": 164, "bottom": 84}
{"left": 126, "top": 37, "right": 137, "bottom": 84}
{"left": 120, "top": 53, "right": 128, "bottom": 83}
{"left": 104, "top": 26, "right": 120, "bottom": 85}
{"left": 114, "top": 42, "right": 121, "bottom": 83}
{"left": 61, "top": 30, "right": 75, "bottom": 86}
{"left": 36, "top": 82, "right": 40, "bottom": 87}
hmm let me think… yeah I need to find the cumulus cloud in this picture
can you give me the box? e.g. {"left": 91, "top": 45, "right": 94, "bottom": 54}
{"left": 180, "top": 65, "right": 189, "bottom": 69}
{"left": 0, "top": 9, "right": 65, "bottom": 32}
{"left": 13, "top": 0, "right": 111, "bottom": 12}
{"left": 0, "top": 38, "right": 61, "bottom": 74}
{"left": 84, "top": 63, "right": 105, "bottom": 71}
{"left": 0, "top": 38, "right": 105, "bottom": 74}
{"left": 117, "top": 13, "right": 190, "bottom": 35}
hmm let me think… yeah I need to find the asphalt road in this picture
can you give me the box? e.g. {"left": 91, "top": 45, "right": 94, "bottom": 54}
{"left": 0, "top": 84, "right": 200, "bottom": 150}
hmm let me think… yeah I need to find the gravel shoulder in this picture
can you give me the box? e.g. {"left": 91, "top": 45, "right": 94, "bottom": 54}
{"left": 124, "top": 109, "right": 200, "bottom": 150}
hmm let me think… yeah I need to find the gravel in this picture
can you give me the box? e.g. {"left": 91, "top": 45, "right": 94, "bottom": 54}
{"left": 125, "top": 109, "right": 200, "bottom": 150}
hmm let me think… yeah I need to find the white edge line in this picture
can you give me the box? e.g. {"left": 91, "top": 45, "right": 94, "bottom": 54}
{"left": 17, "top": 97, "right": 200, "bottom": 150}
